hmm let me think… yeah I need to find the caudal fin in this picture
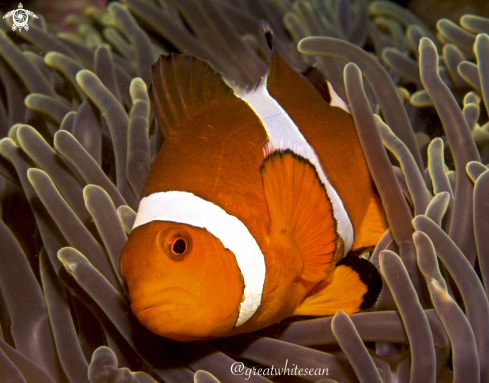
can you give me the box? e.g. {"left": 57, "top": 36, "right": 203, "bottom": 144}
{"left": 294, "top": 256, "right": 382, "bottom": 316}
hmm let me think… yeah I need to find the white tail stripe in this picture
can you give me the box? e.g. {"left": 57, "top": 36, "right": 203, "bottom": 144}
{"left": 133, "top": 191, "right": 266, "bottom": 327}
{"left": 238, "top": 81, "right": 354, "bottom": 255}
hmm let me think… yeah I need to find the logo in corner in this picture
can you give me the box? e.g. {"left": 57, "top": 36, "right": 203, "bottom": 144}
{"left": 3, "top": 3, "right": 38, "bottom": 32}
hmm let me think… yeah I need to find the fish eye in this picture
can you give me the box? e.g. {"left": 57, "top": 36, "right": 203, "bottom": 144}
{"left": 167, "top": 236, "right": 191, "bottom": 261}
{"left": 171, "top": 238, "right": 187, "bottom": 256}
{"left": 157, "top": 226, "right": 192, "bottom": 261}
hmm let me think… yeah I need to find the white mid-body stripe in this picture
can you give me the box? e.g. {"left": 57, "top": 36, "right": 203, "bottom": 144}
{"left": 238, "top": 81, "right": 354, "bottom": 255}
{"left": 327, "top": 80, "right": 350, "bottom": 113}
{"left": 133, "top": 191, "right": 266, "bottom": 328}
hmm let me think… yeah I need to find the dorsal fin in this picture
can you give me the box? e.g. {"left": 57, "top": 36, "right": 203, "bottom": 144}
{"left": 150, "top": 54, "right": 235, "bottom": 138}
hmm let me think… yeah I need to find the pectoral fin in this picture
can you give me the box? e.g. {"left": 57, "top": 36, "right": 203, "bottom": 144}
{"left": 261, "top": 150, "right": 340, "bottom": 283}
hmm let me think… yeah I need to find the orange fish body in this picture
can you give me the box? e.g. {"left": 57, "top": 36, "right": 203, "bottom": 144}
{"left": 120, "top": 39, "right": 385, "bottom": 342}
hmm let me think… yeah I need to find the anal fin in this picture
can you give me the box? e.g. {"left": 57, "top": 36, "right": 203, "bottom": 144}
{"left": 261, "top": 150, "right": 339, "bottom": 283}
{"left": 294, "top": 256, "right": 382, "bottom": 316}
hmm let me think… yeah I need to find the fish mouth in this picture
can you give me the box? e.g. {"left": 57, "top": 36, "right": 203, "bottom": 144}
{"left": 131, "top": 287, "right": 197, "bottom": 316}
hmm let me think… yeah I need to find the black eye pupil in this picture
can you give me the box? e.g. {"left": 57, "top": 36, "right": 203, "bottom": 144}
{"left": 172, "top": 239, "right": 186, "bottom": 255}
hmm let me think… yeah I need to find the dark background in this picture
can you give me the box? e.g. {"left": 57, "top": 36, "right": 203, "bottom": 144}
{"left": 0, "top": 0, "right": 488, "bottom": 35}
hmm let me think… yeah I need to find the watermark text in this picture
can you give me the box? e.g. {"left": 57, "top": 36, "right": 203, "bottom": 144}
{"left": 231, "top": 359, "right": 329, "bottom": 380}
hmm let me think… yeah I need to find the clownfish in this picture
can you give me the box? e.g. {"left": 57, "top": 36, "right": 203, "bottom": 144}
{"left": 120, "top": 31, "right": 385, "bottom": 342}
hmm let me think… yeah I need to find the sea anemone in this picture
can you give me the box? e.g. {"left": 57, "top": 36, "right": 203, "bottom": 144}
{"left": 0, "top": 0, "right": 488, "bottom": 382}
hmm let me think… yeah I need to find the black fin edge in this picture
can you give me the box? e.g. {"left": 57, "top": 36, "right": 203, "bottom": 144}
{"left": 259, "top": 20, "right": 274, "bottom": 50}
{"left": 337, "top": 256, "right": 382, "bottom": 310}
{"left": 302, "top": 66, "right": 332, "bottom": 104}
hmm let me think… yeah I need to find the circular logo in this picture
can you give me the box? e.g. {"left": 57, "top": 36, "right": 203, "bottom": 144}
{"left": 12, "top": 9, "right": 29, "bottom": 31}
{"left": 3, "top": 3, "right": 38, "bottom": 32}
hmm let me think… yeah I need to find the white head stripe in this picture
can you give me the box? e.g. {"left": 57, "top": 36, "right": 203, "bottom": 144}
{"left": 327, "top": 80, "right": 350, "bottom": 113}
{"left": 133, "top": 191, "right": 266, "bottom": 327}
{"left": 238, "top": 80, "right": 354, "bottom": 255}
